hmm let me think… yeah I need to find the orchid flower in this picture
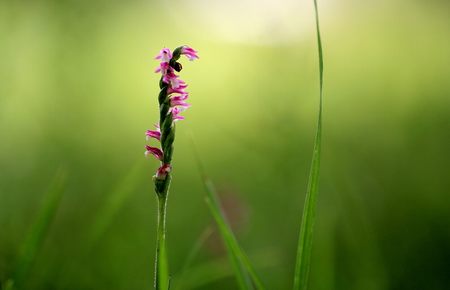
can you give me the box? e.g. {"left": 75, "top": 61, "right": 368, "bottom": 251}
{"left": 156, "top": 163, "right": 171, "bottom": 180}
{"left": 154, "top": 48, "right": 172, "bottom": 62}
{"left": 170, "top": 94, "right": 190, "bottom": 108}
{"left": 181, "top": 46, "right": 199, "bottom": 61}
{"left": 145, "top": 145, "right": 163, "bottom": 160}
{"left": 146, "top": 124, "right": 161, "bottom": 141}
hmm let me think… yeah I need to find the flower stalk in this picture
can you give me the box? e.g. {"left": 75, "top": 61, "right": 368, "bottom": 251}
{"left": 155, "top": 194, "right": 169, "bottom": 290}
{"left": 145, "top": 45, "right": 198, "bottom": 290}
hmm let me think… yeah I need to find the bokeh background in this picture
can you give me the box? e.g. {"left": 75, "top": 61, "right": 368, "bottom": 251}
{"left": 1, "top": 0, "right": 449, "bottom": 289}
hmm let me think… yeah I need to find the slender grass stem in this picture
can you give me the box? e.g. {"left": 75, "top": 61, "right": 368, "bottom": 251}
{"left": 155, "top": 193, "right": 170, "bottom": 290}
{"left": 293, "top": 0, "right": 324, "bottom": 289}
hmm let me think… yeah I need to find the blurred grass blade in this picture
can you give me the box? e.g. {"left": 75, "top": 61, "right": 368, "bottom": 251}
{"left": 293, "top": 0, "right": 324, "bottom": 289}
{"left": 190, "top": 135, "right": 266, "bottom": 290}
{"left": 2, "top": 279, "right": 14, "bottom": 290}
{"left": 180, "top": 247, "right": 280, "bottom": 290}
{"left": 174, "top": 227, "right": 213, "bottom": 290}
{"left": 13, "top": 167, "right": 67, "bottom": 289}
{"left": 87, "top": 160, "right": 144, "bottom": 249}
{"left": 179, "top": 256, "right": 235, "bottom": 290}
{"left": 204, "top": 189, "right": 252, "bottom": 290}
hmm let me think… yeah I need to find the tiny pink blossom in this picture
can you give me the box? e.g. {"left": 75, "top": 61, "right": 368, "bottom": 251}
{"left": 155, "top": 48, "right": 172, "bottom": 62}
{"left": 181, "top": 46, "right": 199, "bottom": 61}
{"left": 170, "top": 94, "right": 188, "bottom": 102}
{"left": 155, "top": 62, "right": 170, "bottom": 74}
{"left": 146, "top": 129, "right": 161, "bottom": 141}
{"left": 145, "top": 145, "right": 163, "bottom": 160}
{"left": 170, "top": 94, "right": 190, "bottom": 108}
{"left": 156, "top": 163, "right": 172, "bottom": 179}
{"left": 162, "top": 70, "right": 178, "bottom": 84}
{"left": 169, "top": 77, "right": 186, "bottom": 89}
{"left": 170, "top": 107, "right": 186, "bottom": 121}
{"left": 168, "top": 84, "right": 188, "bottom": 95}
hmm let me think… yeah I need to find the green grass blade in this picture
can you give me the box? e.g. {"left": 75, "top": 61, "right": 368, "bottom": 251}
{"left": 180, "top": 247, "right": 280, "bottom": 290}
{"left": 87, "top": 160, "right": 144, "bottom": 249}
{"left": 173, "top": 227, "right": 213, "bottom": 290}
{"left": 190, "top": 136, "right": 266, "bottom": 290}
{"left": 2, "top": 279, "right": 14, "bottom": 290}
{"left": 13, "top": 167, "right": 67, "bottom": 288}
{"left": 180, "top": 255, "right": 236, "bottom": 290}
{"left": 293, "top": 0, "right": 324, "bottom": 289}
{"left": 204, "top": 189, "right": 253, "bottom": 290}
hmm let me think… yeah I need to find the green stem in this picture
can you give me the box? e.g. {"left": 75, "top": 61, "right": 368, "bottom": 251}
{"left": 155, "top": 194, "right": 169, "bottom": 290}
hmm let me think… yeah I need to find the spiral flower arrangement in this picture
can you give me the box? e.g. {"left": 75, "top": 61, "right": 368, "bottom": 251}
{"left": 145, "top": 46, "right": 198, "bottom": 195}
{"left": 145, "top": 45, "right": 198, "bottom": 289}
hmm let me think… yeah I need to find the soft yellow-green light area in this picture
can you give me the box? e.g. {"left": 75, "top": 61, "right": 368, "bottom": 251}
{"left": 0, "top": 0, "right": 449, "bottom": 289}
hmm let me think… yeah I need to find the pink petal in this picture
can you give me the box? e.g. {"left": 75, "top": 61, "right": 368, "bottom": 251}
{"left": 170, "top": 94, "right": 188, "bottom": 102}
{"left": 168, "top": 86, "right": 188, "bottom": 95}
{"left": 170, "top": 107, "right": 186, "bottom": 121}
{"left": 154, "top": 48, "right": 172, "bottom": 62}
{"left": 170, "top": 96, "right": 190, "bottom": 108}
{"left": 170, "top": 77, "right": 186, "bottom": 89}
{"left": 162, "top": 70, "right": 178, "bottom": 84}
{"left": 155, "top": 62, "right": 170, "bottom": 74}
{"left": 145, "top": 145, "right": 163, "bottom": 160}
{"left": 181, "top": 46, "right": 199, "bottom": 61}
{"left": 145, "top": 129, "right": 161, "bottom": 141}
{"left": 156, "top": 163, "right": 172, "bottom": 179}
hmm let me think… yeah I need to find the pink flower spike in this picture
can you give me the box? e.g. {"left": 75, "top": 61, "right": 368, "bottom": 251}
{"left": 145, "top": 145, "right": 163, "bottom": 160}
{"left": 145, "top": 129, "right": 161, "bottom": 141}
{"left": 155, "top": 48, "right": 172, "bottom": 62}
{"left": 156, "top": 163, "right": 172, "bottom": 179}
{"left": 181, "top": 46, "right": 199, "bottom": 61}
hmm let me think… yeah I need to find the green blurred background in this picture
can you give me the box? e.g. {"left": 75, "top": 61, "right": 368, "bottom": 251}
{"left": 1, "top": 0, "right": 449, "bottom": 289}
